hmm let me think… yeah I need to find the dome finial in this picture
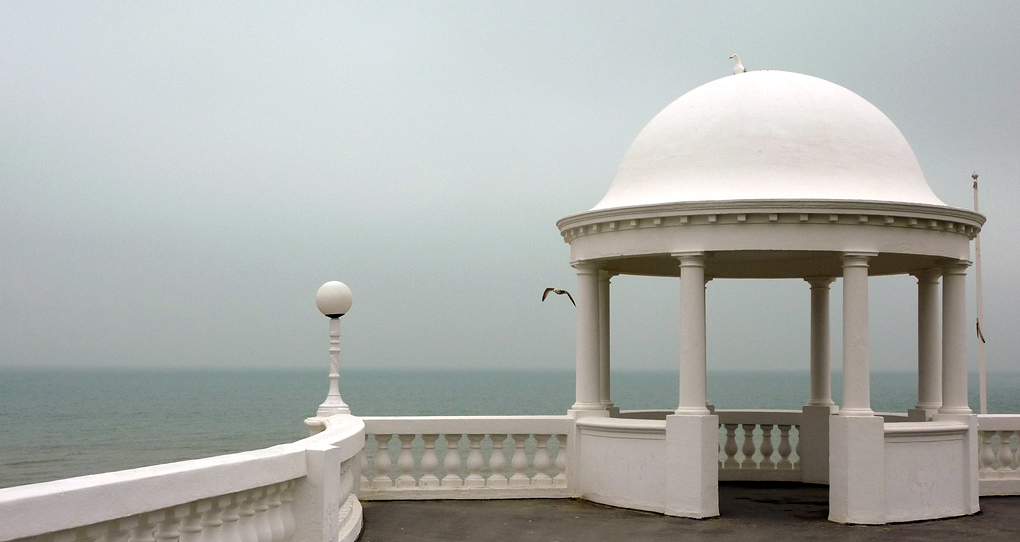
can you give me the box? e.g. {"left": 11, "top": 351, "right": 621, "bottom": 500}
{"left": 729, "top": 54, "right": 746, "bottom": 74}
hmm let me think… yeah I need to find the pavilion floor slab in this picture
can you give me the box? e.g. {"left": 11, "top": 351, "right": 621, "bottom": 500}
{"left": 359, "top": 482, "right": 1020, "bottom": 542}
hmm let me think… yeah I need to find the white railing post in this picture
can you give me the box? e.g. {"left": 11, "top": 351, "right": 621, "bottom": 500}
{"left": 510, "top": 434, "right": 530, "bottom": 487}
{"left": 442, "top": 435, "right": 464, "bottom": 487}
{"left": 200, "top": 500, "right": 225, "bottom": 542}
{"left": 760, "top": 425, "right": 775, "bottom": 469}
{"left": 777, "top": 425, "right": 793, "bottom": 470}
{"left": 740, "top": 425, "right": 756, "bottom": 469}
{"left": 998, "top": 431, "right": 1016, "bottom": 471}
{"left": 395, "top": 435, "right": 416, "bottom": 488}
{"left": 372, "top": 435, "right": 392, "bottom": 489}
{"left": 487, "top": 435, "right": 509, "bottom": 488}
{"left": 464, "top": 434, "right": 485, "bottom": 488}
{"left": 722, "top": 424, "right": 739, "bottom": 468}
{"left": 533, "top": 435, "right": 553, "bottom": 487}
{"left": 554, "top": 434, "right": 568, "bottom": 488}
{"left": 279, "top": 484, "right": 296, "bottom": 542}
{"left": 220, "top": 499, "right": 242, "bottom": 542}
{"left": 266, "top": 487, "right": 285, "bottom": 542}
{"left": 420, "top": 434, "right": 441, "bottom": 488}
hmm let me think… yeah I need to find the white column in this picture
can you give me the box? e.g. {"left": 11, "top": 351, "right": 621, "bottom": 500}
{"left": 940, "top": 260, "right": 972, "bottom": 415}
{"left": 572, "top": 262, "right": 603, "bottom": 411}
{"left": 806, "top": 277, "right": 836, "bottom": 407}
{"left": 598, "top": 270, "right": 615, "bottom": 410}
{"left": 674, "top": 252, "right": 709, "bottom": 415}
{"left": 914, "top": 269, "right": 942, "bottom": 412}
{"left": 840, "top": 253, "right": 875, "bottom": 417}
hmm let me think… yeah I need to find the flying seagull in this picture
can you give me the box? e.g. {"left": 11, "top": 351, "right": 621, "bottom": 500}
{"left": 542, "top": 288, "right": 575, "bottom": 306}
{"left": 730, "top": 54, "right": 746, "bottom": 74}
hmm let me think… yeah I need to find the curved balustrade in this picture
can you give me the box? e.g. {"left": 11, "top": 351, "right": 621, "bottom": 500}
{"left": 716, "top": 410, "right": 802, "bottom": 482}
{"left": 977, "top": 415, "right": 1020, "bottom": 496}
{"left": 0, "top": 415, "right": 365, "bottom": 542}
{"left": 359, "top": 416, "right": 571, "bottom": 499}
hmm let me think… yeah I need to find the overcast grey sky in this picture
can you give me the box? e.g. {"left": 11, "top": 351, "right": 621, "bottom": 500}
{"left": 1, "top": 1, "right": 1018, "bottom": 374}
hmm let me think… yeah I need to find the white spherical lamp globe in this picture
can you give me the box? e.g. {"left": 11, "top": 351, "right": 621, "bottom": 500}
{"left": 316, "top": 281, "right": 353, "bottom": 317}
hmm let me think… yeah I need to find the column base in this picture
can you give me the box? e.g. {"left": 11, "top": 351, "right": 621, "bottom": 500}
{"left": 568, "top": 408, "right": 609, "bottom": 419}
{"left": 664, "top": 414, "right": 719, "bottom": 518}
{"left": 907, "top": 408, "right": 935, "bottom": 421}
{"left": 799, "top": 405, "right": 834, "bottom": 484}
{"left": 829, "top": 415, "right": 885, "bottom": 524}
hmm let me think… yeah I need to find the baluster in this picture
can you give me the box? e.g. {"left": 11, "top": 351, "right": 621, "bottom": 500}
{"left": 372, "top": 434, "right": 393, "bottom": 489}
{"left": 1012, "top": 431, "right": 1020, "bottom": 470}
{"left": 219, "top": 498, "right": 242, "bottom": 542}
{"left": 155, "top": 513, "right": 182, "bottom": 542}
{"left": 464, "top": 434, "right": 486, "bottom": 488}
{"left": 509, "top": 434, "right": 530, "bottom": 487}
{"left": 339, "top": 462, "right": 354, "bottom": 504}
{"left": 252, "top": 490, "right": 273, "bottom": 542}
{"left": 794, "top": 425, "right": 802, "bottom": 466}
{"left": 777, "top": 424, "right": 793, "bottom": 469}
{"left": 554, "top": 434, "right": 568, "bottom": 487}
{"left": 279, "top": 483, "right": 296, "bottom": 542}
{"left": 177, "top": 505, "right": 205, "bottom": 542}
{"left": 360, "top": 436, "right": 370, "bottom": 490}
{"left": 419, "top": 434, "right": 441, "bottom": 487}
{"left": 759, "top": 424, "right": 775, "bottom": 469}
{"left": 395, "top": 434, "right": 417, "bottom": 487}
{"left": 722, "top": 424, "right": 739, "bottom": 468}
{"left": 487, "top": 434, "right": 509, "bottom": 487}
{"left": 265, "top": 487, "right": 285, "bottom": 542}
{"left": 442, "top": 434, "right": 464, "bottom": 487}
{"left": 95, "top": 519, "right": 123, "bottom": 542}
{"left": 96, "top": 521, "right": 131, "bottom": 542}
{"left": 997, "top": 431, "right": 1015, "bottom": 472}
{"left": 130, "top": 516, "right": 158, "bottom": 542}
{"left": 236, "top": 492, "right": 259, "bottom": 542}
{"left": 532, "top": 434, "right": 553, "bottom": 487}
{"left": 979, "top": 431, "right": 997, "bottom": 474}
{"left": 740, "top": 424, "right": 757, "bottom": 468}
{"left": 198, "top": 499, "right": 225, "bottom": 542}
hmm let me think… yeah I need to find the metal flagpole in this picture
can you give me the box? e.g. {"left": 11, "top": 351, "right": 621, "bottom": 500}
{"left": 973, "top": 172, "right": 987, "bottom": 414}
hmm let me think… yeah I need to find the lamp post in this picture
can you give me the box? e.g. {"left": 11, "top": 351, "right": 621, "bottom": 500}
{"left": 313, "top": 281, "right": 353, "bottom": 418}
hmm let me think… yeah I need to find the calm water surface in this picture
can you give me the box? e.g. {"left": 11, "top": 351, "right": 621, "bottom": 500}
{"left": 1, "top": 368, "right": 1018, "bottom": 488}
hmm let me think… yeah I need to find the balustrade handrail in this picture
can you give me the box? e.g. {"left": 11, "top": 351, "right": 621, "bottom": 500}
{"left": 977, "top": 414, "right": 1020, "bottom": 432}
{"left": 361, "top": 415, "right": 571, "bottom": 435}
{"left": 715, "top": 409, "right": 801, "bottom": 425}
{"left": 0, "top": 414, "right": 365, "bottom": 542}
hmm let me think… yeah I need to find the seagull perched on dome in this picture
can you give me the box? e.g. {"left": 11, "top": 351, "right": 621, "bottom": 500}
{"left": 730, "top": 54, "right": 746, "bottom": 74}
{"left": 542, "top": 288, "right": 575, "bottom": 306}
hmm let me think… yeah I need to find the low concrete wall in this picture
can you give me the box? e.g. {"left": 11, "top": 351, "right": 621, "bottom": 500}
{"left": 575, "top": 417, "right": 667, "bottom": 513}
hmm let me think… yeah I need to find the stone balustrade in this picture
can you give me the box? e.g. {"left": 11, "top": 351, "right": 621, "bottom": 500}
{"left": 977, "top": 414, "right": 1020, "bottom": 496}
{"left": 716, "top": 410, "right": 802, "bottom": 481}
{"left": 359, "top": 416, "right": 572, "bottom": 499}
{"left": 0, "top": 415, "right": 365, "bottom": 542}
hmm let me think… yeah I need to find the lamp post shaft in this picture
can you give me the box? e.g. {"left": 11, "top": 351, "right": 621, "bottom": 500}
{"left": 317, "top": 316, "right": 350, "bottom": 416}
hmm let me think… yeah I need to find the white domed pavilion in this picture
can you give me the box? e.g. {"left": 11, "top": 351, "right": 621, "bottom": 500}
{"left": 557, "top": 70, "right": 984, "bottom": 524}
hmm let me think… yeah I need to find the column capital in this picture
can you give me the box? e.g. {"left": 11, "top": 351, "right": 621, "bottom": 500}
{"left": 913, "top": 267, "right": 942, "bottom": 283}
{"left": 841, "top": 252, "right": 878, "bottom": 267}
{"left": 571, "top": 261, "right": 600, "bottom": 275}
{"left": 672, "top": 251, "right": 706, "bottom": 267}
{"left": 598, "top": 269, "right": 618, "bottom": 281}
{"left": 941, "top": 259, "right": 972, "bottom": 276}
{"left": 805, "top": 276, "right": 836, "bottom": 288}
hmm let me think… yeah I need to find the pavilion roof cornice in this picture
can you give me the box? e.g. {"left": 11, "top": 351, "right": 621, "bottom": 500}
{"left": 557, "top": 199, "right": 985, "bottom": 243}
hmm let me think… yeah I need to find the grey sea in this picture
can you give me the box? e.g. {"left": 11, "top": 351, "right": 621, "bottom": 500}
{"left": 1, "top": 368, "right": 1019, "bottom": 489}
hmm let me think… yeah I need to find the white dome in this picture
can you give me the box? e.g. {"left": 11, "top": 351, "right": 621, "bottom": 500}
{"left": 592, "top": 71, "right": 946, "bottom": 211}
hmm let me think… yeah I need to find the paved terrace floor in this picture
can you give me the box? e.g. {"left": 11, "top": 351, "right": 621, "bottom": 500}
{"left": 360, "top": 482, "right": 1020, "bottom": 542}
